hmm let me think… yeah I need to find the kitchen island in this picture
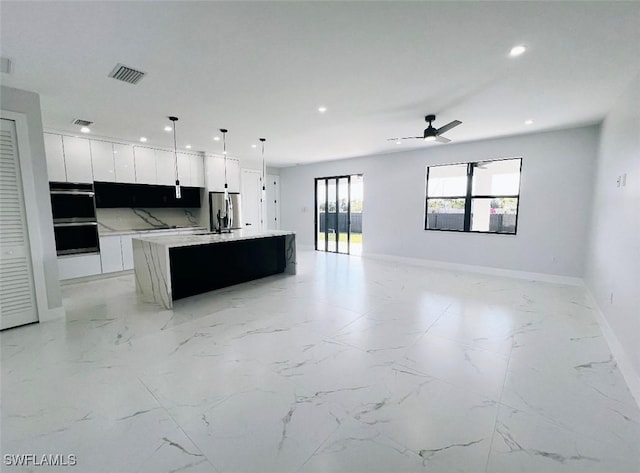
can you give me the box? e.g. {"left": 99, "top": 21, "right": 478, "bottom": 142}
{"left": 132, "top": 230, "right": 296, "bottom": 309}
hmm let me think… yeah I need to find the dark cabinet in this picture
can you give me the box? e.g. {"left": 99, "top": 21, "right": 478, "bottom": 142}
{"left": 94, "top": 182, "right": 201, "bottom": 208}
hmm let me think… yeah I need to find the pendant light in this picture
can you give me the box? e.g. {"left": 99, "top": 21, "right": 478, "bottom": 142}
{"left": 260, "top": 138, "right": 266, "bottom": 229}
{"left": 220, "top": 128, "right": 229, "bottom": 195}
{"left": 260, "top": 138, "right": 266, "bottom": 192}
{"left": 168, "top": 116, "right": 180, "bottom": 199}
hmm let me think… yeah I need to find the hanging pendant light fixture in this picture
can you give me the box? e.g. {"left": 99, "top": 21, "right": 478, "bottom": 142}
{"left": 220, "top": 128, "right": 229, "bottom": 195}
{"left": 260, "top": 138, "right": 266, "bottom": 192}
{"left": 219, "top": 128, "right": 232, "bottom": 231}
{"left": 169, "top": 116, "right": 180, "bottom": 199}
{"left": 260, "top": 138, "right": 266, "bottom": 229}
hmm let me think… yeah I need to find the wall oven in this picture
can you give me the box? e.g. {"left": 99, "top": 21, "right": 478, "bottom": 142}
{"left": 50, "top": 182, "right": 99, "bottom": 255}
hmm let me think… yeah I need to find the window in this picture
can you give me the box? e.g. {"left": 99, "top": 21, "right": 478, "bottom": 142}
{"left": 425, "top": 157, "right": 522, "bottom": 234}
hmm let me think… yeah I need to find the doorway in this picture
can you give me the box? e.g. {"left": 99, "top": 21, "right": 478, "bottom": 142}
{"left": 315, "top": 175, "right": 363, "bottom": 255}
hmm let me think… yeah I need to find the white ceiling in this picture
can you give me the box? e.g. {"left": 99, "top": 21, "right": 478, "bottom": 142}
{"left": 1, "top": 1, "right": 639, "bottom": 166}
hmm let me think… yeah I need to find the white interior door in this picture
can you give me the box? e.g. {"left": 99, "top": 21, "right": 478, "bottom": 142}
{"left": 241, "top": 169, "right": 263, "bottom": 230}
{"left": 0, "top": 119, "right": 38, "bottom": 329}
{"left": 266, "top": 174, "right": 280, "bottom": 230}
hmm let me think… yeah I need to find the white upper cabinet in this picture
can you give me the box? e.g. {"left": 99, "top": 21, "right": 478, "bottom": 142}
{"left": 205, "top": 156, "right": 223, "bottom": 191}
{"left": 44, "top": 133, "right": 66, "bottom": 182}
{"left": 177, "top": 153, "right": 191, "bottom": 186}
{"left": 90, "top": 140, "right": 115, "bottom": 182}
{"left": 227, "top": 159, "right": 240, "bottom": 193}
{"left": 206, "top": 156, "right": 240, "bottom": 192}
{"left": 190, "top": 154, "right": 204, "bottom": 188}
{"left": 113, "top": 143, "right": 136, "bottom": 183}
{"left": 63, "top": 136, "right": 93, "bottom": 183}
{"left": 155, "top": 149, "right": 175, "bottom": 186}
{"left": 134, "top": 146, "right": 156, "bottom": 185}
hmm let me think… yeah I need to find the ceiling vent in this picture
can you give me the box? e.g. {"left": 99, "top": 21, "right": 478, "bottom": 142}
{"left": 108, "top": 63, "right": 146, "bottom": 84}
{"left": 1, "top": 57, "right": 12, "bottom": 74}
{"left": 72, "top": 119, "right": 93, "bottom": 127}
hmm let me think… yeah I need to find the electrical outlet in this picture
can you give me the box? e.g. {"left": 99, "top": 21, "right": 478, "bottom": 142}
{"left": 616, "top": 176, "right": 621, "bottom": 187}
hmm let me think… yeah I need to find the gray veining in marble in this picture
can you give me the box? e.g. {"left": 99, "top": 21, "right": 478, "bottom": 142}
{"left": 133, "top": 230, "right": 297, "bottom": 309}
{"left": 97, "top": 207, "right": 202, "bottom": 235}
{"left": 1, "top": 250, "right": 638, "bottom": 473}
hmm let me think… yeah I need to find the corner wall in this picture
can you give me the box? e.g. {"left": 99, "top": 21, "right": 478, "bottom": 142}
{"left": 1, "top": 86, "right": 63, "bottom": 313}
{"left": 280, "top": 125, "right": 599, "bottom": 278}
{"left": 585, "top": 74, "right": 640, "bottom": 380}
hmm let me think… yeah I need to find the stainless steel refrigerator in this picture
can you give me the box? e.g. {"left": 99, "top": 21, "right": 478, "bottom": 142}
{"left": 209, "top": 192, "right": 242, "bottom": 232}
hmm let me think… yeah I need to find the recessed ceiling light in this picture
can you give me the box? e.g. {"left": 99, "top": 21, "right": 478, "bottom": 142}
{"left": 140, "top": 137, "right": 147, "bottom": 142}
{"left": 395, "top": 140, "right": 402, "bottom": 145}
{"left": 251, "top": 144, "right": 257, "bottom": 148}
{"left": 185, "top": 144, "right": 192, "bottom": 149}
{"left": 213, "top": 136, "right": 220, "bottom": 141}
{"left": 318, "top": 106, "right": 327, "bottom": 113}
{"left": 509, "top": 44, "right": 527, "bottom": 57}
{"left": 524, "top": 119, "right": 534, "bottom": 125}
{"left": 164, "top": 126, "right": 172, "bottom": 132}
{"left": 80, "top": 127, "right": 91, "bottom": 133}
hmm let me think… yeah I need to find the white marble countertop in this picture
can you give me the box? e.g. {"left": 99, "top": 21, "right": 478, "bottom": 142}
{"left": 99, "top": 226, "right": 207, "bottom": 237}
{"left": 132, "top": 229, "right": 295, "bottom": 249}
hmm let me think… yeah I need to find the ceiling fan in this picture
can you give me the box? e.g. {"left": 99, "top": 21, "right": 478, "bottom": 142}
{"left": 388, "top": 114, "right": 462, "bottom": 144}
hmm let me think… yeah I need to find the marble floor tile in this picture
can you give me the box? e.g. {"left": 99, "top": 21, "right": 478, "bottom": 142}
{"left": 1, "top": 250, "right": 639, "bottom": 472}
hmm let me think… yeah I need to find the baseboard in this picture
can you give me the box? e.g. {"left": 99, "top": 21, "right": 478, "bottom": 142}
{"left": 60, "top": 269, "right": 134, "bottom": 285}
{"left": 364, "top": 252, "right": 584, "bottom": 286}
{"left": 585, "top": 289, "right": 640, "bottom": 409}
{"left": 40, "top": 305, "right": 65, "bottom": 322}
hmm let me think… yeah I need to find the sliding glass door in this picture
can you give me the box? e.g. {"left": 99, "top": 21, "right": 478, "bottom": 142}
{"left": 315, "top": 175, "right": 363, "bottom": 255}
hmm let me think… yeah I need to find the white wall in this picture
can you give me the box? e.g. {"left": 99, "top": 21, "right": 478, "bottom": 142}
{"left": 1, "top": 86, "right": 63, "bottom": 312}
{"left": 280, "top": 125, "right": 599, "bottom": 277}
{"left": 585, "top": 74, "right": 640, "bottom": 378}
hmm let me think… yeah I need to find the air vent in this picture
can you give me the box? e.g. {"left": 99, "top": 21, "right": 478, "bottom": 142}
{"left": 72, "top": 119, "right": 93, "bottom": 127}
{"left": 1, "top": 57, "right": 12, "bottom": 74}
{"left": 108, "top": 64, "right": 146, "bottom": 84}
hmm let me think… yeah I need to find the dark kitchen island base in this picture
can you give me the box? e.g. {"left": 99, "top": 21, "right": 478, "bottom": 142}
{"left": 132, "top": 230, "right": 296, "bottom": 309}
{"left": 170, "top": 236, "right": 286, "bottom": 300}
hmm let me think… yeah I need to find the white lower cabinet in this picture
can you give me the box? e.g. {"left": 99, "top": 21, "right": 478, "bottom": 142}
{"left": 99, "top": 235, "right": 124, "bottom": 273}
{"left": 58, "top": 254, "right": 102, "bottom": 280}
{"left": 120, "top": 235, "right": 134, "bottom": 270}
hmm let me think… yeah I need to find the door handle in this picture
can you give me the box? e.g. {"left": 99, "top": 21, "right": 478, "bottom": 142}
{"left": 245, "top": 223, "right": 252, "bottom": 226}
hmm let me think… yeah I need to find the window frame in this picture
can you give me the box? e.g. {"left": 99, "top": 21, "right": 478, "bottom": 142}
{"left": 424, "top": 157, "right": 522, "bottom": 235}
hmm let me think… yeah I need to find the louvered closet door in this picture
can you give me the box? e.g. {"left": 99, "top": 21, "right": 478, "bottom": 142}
{"left": 0, "top": 119, "right": 38, "bottom": 329}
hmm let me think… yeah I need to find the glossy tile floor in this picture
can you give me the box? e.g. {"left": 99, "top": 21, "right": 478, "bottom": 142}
{"left": 2, "top": 251, "right": 639, "bottom": 473}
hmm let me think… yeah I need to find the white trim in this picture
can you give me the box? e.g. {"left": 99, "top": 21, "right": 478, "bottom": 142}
{"left": 363, "top": 252, "right": 584, "bottom": 286}
{"left": 1, "top": 110, "right": 64, "bottom": 323}
{"left": 585, "top": 289, "right": 640, "bottom": 409}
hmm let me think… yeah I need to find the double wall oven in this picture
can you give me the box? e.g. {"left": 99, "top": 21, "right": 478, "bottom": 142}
{"left": 50, "top": 182, "right": 99, "bottom": 255}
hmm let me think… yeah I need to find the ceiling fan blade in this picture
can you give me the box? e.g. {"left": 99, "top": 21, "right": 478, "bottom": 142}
{"left": 436, "top": 120, "right": 462, "bottom": 135}
{"left": 402, "top": 136, "right": 423, "bottom": 140}
{"left": 435, "top": 135, "right": 451, "bottom": 143}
